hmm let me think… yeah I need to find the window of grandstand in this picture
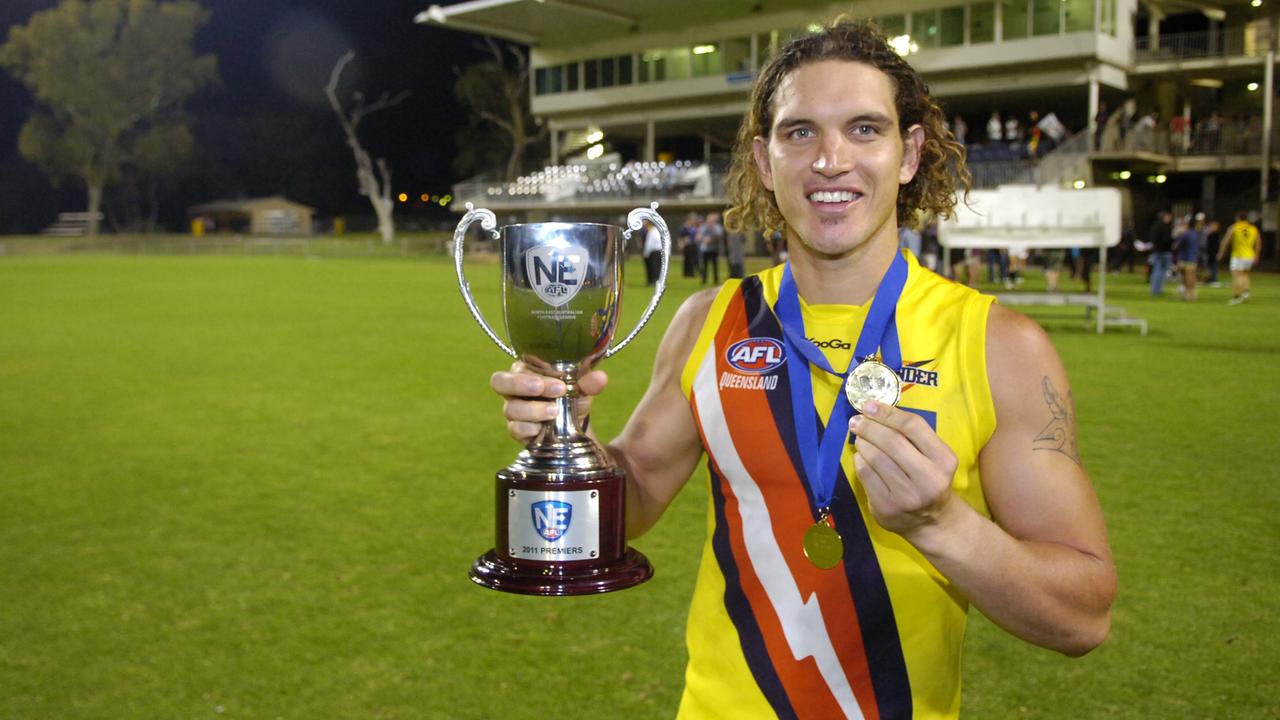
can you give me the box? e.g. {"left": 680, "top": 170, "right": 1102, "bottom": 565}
{"left": 1033, "top": 0, "right": 1061, "bottom": 36}
{"left": 969, "top": 3, "right": 995, "bottom": 43}
{"left": 536, "top": 0, "right": 1116, "bottom": 97}
{"left": 584, "top": 54, "right": 633, "bottom": 89}
{"left": 1099, "top": 0, "right": 1117, "bottom": 35}
{"left": 722, "top": 37, "right": 752, "bottom": 74}
{"left": 1002, "top": 0, "right": 1030, "bottom": 39}
{"left": 875, "top": 14, "right": 906, "bottom": 37}
{"left": 912, "top": 10, "right": 941, "bottom": 49}
{"left": 690, "top": 43, "right": 723, "bottom": 76}
{"left": 1064, "top": 0, "right": 1095, "bottom": 33}
{"left": 755, "top": 31, "right": 777, "bottom": 66}
{"left": 940, "top": 6, "right": 965, "bottom": 46}
{"left": 534, "top": 62, "right": 580, "bottom": 95}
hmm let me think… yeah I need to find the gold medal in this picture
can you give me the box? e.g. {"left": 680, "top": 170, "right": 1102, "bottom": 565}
{"left": 844, "top": 357, "right": 901, "bottom": 413}
{"left": 802, "top": 514, "right": 844, "bottom": 569}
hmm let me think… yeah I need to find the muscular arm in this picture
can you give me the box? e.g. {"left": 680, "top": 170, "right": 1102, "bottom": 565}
{"left": 608, "top": 290, "right": 715, "bottom": 538}
{"left": 852, "top": 304, "right": 1116, "bottom": 656}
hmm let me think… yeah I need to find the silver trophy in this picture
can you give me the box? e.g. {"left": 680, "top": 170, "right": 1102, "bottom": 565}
{"left": 454, "top": 202, "right": 670, "bottom": 595}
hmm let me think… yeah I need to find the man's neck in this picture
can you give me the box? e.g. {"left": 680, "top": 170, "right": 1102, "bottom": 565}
{"left": 787, "top": 230, "right": 899, "bottom": 306}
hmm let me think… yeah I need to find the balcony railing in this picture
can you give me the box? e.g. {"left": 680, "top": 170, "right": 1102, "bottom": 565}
{"left": 1135, "top": 28, "right": 1271, "bottom": 63}
{"left": 1103, "top": 119, "right": 1271, "bottom": 156}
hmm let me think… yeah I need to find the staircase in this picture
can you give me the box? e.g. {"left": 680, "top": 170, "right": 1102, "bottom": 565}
{"left": 1034, "top": 131, "right": 1093, "bottom": 189}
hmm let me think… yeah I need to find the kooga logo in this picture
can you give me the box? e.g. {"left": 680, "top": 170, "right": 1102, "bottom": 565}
{"left": 807, "top": 337, "right": 852, "bottom": 350}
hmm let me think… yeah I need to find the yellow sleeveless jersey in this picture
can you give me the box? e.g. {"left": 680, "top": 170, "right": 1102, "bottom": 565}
{"left": 677, "top": 250, "right": 996, "bottom": 719}
{"left": 1227, "top": 221, "right": 1259, "bottom": 260}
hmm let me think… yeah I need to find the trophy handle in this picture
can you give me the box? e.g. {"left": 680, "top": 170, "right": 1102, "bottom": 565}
{"left": 454, "top": 203, "right": 517, "bottom": 359}
{"left": 606, "top": 202, "right": 671, "bottom": 359}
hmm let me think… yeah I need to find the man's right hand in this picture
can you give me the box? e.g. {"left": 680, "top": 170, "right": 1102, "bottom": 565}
{"left": 489, "top": 362, "right": 609, "bottom": 443}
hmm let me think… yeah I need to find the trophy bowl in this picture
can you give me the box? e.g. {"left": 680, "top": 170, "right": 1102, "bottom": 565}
{"left": 453, "top": 203, "right": 670, "bottom": 595}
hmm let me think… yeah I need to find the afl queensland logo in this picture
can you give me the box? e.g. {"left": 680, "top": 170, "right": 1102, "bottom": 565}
{"left": 726, "top": 337, "right": 787, "bottom": 374}
{"left": 532, "top": 500, "right": 572, "bottom": 542}
{"left": 526, "top": 245, "right": 587, "bottom": 308}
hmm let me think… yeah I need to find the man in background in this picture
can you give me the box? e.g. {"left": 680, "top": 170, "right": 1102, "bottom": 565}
{"left": 1218, "top": 211, "right": 1261, "bottom": 305}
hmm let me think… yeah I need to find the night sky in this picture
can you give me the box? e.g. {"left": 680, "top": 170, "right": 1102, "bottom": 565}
{"left": 0, "top": 0, "right": 491, "bottom": 232}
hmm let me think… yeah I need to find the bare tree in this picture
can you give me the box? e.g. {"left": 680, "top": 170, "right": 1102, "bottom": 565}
{"left": 325, "top": 51, "right": 409, "bottom": 244}
{"left": 454, "top": 38, "right": 546, "bottom": 182}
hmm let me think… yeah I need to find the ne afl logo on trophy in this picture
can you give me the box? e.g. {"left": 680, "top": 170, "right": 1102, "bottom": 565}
{"left": 526, "top": 245, "right": 587, "bottom": 308}
{"left": 532, "top": 500, "right": 572, "bottom": 541}
{"left": 726, "top": 338, "right": 787, "bottom": 374}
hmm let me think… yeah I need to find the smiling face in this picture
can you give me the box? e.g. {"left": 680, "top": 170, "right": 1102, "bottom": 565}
{"left": 752, "top": 60, "right": 923, "bottom": 262}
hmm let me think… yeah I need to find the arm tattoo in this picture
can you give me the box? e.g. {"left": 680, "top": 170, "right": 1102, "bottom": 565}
{"left": 1033, "top": 377, "right": 1082, "bottom": 466}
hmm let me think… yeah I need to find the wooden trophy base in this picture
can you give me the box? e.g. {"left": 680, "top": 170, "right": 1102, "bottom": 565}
{"left": 469, "top": 465, "right": 654, "bottom": 596}
{"left": 469, "top": 546, "right": 653, "bottom": 596}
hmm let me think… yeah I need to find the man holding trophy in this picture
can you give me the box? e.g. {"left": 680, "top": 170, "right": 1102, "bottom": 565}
{"left": 487, "top": 20, "right": 1115, "bottom": 719}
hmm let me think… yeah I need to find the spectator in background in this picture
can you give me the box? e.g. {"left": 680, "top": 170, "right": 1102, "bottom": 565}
{"left": 679, "top": 213, "right": 701, "bottom": 277}
{"left": 987, "top": 112, "right": 1002, "bottom": 143}
{"left": 1119, "top": 99, "right": 1137, "bottom": 148}
{"left": 1218, "top": 211, "right": 1261, "bottom": 305}
{"left": 1148, "top": 210, "right": 1175, "bottom": 296}
{"left": 766, "top": 228, "right": 787, "bottom": 264}
{"left": 1109, "top": 224, "right": 1138, "bottom": 274}
{"left": 1044, "top": 248, "right": 1067, "bottom": 292}
{"left": 1027, "top": 110, "right": 1043, "bottom": 157}
{"left": 898, "top": 224, "right": 922, "bottom": 259}
{"left": 985, "top": 248, "right": 1009, "bottom": 288}
{"left": 697, "top": 211, "right": 725, "bottom": 285}
{"left": 1134, "top": 111, "right": 1158, "bottom": 152}
{"left": 920, "top": 219, "right": 941, "bottom": 272}
{"left": 643, "top": 218, "right": 664, "bottom": 286}
{"left": 951, "top": 248, "right": 980, "bottom": 287}
{"left": 1037, "top": 111, "right": 1065, "bottom": 155}
{"left": 1170, "top": 112, "right": 1191, "bottom": 154}
{"left": 726, "top": 229, "right": 746, "bottom": 279}
{"left": 1202, "top": 219, "right": 1222, "bottom": 287}
{"left": 1007, "top": 245, "right": 1027, "bottom": 287}
{"left": 1174, "top": 213, "right": 1203, "bottom": 301}
{"left": 952, "top": 114, "right": 968, "bottom": 145}
{"left": 1004, "top": 113, "right": 1022, "bottom": 143}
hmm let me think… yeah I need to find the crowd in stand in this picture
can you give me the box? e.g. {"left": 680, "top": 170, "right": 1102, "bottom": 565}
{"left": 949, "top": 110, "right": 1070, "bottom": 162}
{"left": 1094, "top": 100, "right": 1267, "bottom": 155}
{"left": 484, "top": 159, "right": 714, "bottom": 202}
{"left": 951, "top": 101, "right": 1268, "bottom": 165}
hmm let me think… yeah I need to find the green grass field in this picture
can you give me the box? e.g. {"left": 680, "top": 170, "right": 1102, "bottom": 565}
{"left": 1, "top": 253, "right": 1277, "bottom": 718}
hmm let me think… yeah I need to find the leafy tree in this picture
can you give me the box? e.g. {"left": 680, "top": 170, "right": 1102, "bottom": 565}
{"left": 0, "top": 0, "right": 217, "bottom": 236}
{"left": 453, "top": 39, "right": 546, "bottom": 182}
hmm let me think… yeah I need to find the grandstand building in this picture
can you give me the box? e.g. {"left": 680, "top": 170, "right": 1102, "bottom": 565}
{"left": 420, "top": 0, "right": 1277, "bottom": 251}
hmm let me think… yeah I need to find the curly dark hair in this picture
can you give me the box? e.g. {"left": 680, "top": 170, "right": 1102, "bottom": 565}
{"left": 724, "top": 19, "right": 970, "bottom": 236}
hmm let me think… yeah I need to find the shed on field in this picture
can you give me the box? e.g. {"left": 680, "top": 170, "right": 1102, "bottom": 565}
{"left": 188, "top": 196, "right": 315, "bottom": 235}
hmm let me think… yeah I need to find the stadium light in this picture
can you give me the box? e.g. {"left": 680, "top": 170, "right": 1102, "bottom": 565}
{"left": 585, "top": 129, "right": 604, "bottom": 143}
{"left": 1155, "top": 174, "right": 1167, "bottom": 184}
{"left": 1073, "top": 179, "right": 1086, "bottom": 189}
{"left": 1251, "top": 0, "right": 1262, "bottom": 7}
{"left": 1247, "top": 82, "right": 1260, "bottom": 92}
{"left": 587, "top": 144, "right": 605, "bottom": 160}
{"left": 692, "top": 44, "right": 717, "bottom": 55}
{"left": 1119, "top": 170, "right": 1131, "bottom": 180}
{"left": 889, "top": 35, "right": 917, "bottom": 56}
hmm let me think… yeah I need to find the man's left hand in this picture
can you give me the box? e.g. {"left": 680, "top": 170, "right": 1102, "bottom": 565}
{"left": 849, "top": 400, "right": 959, "bottom": 536}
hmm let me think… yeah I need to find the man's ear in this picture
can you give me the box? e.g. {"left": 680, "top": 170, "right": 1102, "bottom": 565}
{"left": 899, "top": 124, "right": 925, "bottom": 185}
{"left": 752, "top": 136, "right": 775, "bottom": 193}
